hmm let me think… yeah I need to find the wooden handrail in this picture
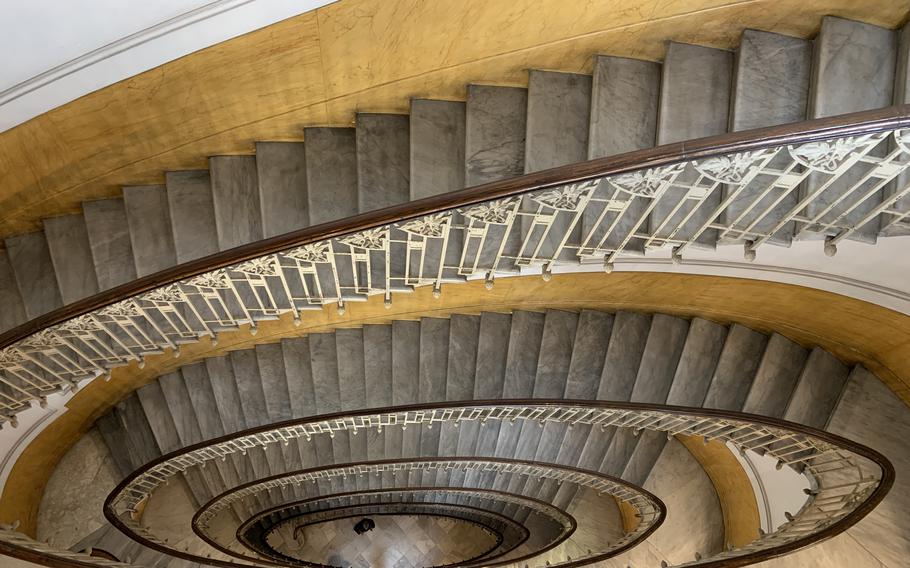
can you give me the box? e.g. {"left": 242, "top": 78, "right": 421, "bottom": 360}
{"left": 1, "top": 104, "right": 909, "bottom": 351}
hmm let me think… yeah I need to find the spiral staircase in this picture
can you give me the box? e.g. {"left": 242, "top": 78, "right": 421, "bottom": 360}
{"left": 0, "top": 5, "right": 909, "bottom": 568}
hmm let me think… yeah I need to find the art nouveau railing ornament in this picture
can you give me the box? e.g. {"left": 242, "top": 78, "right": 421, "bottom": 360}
{"left": 99, "top": 401, "right": 891, "bottom": 568}
{"left": 2, "top": 112, "right": 910, "bottom": 421}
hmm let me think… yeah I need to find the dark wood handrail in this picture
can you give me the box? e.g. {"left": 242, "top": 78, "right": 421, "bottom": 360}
{"left": 1, "top": 104, "right": 909, "bottom": 351}
{"left": 98, "top": 399, "right": 893, "bottom": 568}
{"left": 234, "top": 495, "right": 536, "bottom": 568}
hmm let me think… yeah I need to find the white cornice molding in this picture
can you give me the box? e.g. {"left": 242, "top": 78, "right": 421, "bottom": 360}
{"left": 0, "top": 0, "right": 334, "bottom": 132}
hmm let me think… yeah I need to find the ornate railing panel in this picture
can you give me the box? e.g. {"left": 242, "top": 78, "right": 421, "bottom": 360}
{"left": 1, "top": 108, "right": 910, "bottom": 423}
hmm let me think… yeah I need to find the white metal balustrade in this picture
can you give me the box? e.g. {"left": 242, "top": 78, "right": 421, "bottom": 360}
{"left": 1, "top": 128, "right": 910, "bottom": 421}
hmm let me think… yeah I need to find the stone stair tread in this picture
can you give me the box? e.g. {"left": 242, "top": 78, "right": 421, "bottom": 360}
{"left": 563, "top": 309, "right": 614, "bottom": 399}
{"left": 304, "top": 127, "right": 359, "bottom": 225}
{"left": 784, "top": 347, "right": 850, "bottom": 429}
{"left": 255, "top": 141, "right": 309, "bottom": 239}
{"left": 42, "top": 213, "right": 99, "bottom": 305}
{"left": 666, "top": 318, "right": 727, "bottom": 406}
{"left": 418, "top": 317, "right": 450, "bottom": 403}
{"left": 742, "top": 333, "right": 809, "bottom": 417}
{"left": 0, "top": 251, "right": 27, "bottom": 333}
{"left": 4, "top": 231, "right": 62, "bottom": 319}
{"left": 210, "top": 155, "right": 263, "bottom": 250}
{"left": 356, "top": 113, "right": 410, "bottom": 213}
{"left": 702, "top": 324, "right": 767, "bottom": 411}
{"left": 410, "top": 99, "right": 466, "bottom": 200}
{"left": 503, "top": 310, "right": 545, "bottom": 398}
{"left": 165, "top": 170, "right": 219, "bottom": 264}
{"left": 123, "top": 185, "right": 178, "bottom": 277}
{"left": 83, "top": 198, "right": 137, "bottom": 291}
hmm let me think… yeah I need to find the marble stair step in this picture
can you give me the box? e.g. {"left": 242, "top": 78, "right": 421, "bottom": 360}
{"left": 651, "top": 42, "right": 733, "bottom": 247}
{"left": 603, "top": 313, "right": 688, "bottom": 479}
{"left": 113, "top": 395, "right": 162, "bottom": 471}
{"left": 741, "top": 333, "right": 809, "bottom": 418}
{"left": 784, "top": 347, "right": 850, "bottom": 429}
{"left": 4, "top": 231, "right": 63, "bottom": 319}
{"left": 123, "top": 185, "right": 178, "bottom": 277}
{"left": 334, "top": 329, "right": 369, "bottom": 462}
{"left": 304, "top": 127, "right": 359, "bottom": 225}
{"left": 702, "top": 324, "right": 768, "bottom": 411}
{"left": 727, "top": 30, "right": 812, "bottom": 244}
{"left": 502, "top": 310, "right": 545, "bottom": 398}
{"left": 209, "top": 155, "right": 262, "bottom": 250}
{"left": 95, "top": 412, "right": 137, "bottom": 477}
{"left": 533, "top": 309, "right": 579, "bottom": 398}
{"left": 307, "top": 332, "right": 349, "bottom": 463}
{"left": 0, "top": 250, "right": 26, "bottom": 333}
{"left": 356, "top": 113, "right": 410, "bottom": 213}
{"left": 361, "top": 325, "right": 393, "bottom": 408}
{"left": 42, "top": 213, "right": 99, "bottom": 305}
{"left": 805, "top": 16, "right": 897, "bottom": 242}
{"left": 445, "top": 314, "right": 480, "bottom": 401}
{"left": 564, "top": 309, "right": 614, "bottom": 399}
{"left": 410, "top": 99, "right": 466, "bottom": 200}
{"left": 255, "top": 141, "right": 309, "bottom": 238}
{"left": 523, "top": 70, "right": 592, "bottom": 262}
{"left": 665, "top": 318, "right": 727, "bottom": 406}
{"left": 391, "top": 320, "right": 420, "bottom": 405}
{"left": 584, "top": 56, "right": 661, "bottom": 256}
{"left": 597, "top": 311, "right": 652, "bottom": 401}
{"left": 165, "top": 170, "right": 219, "bottom": 264}
{"left": 83, "top": 198, "right": 138, "bottom": 291}
{"left": 418, "top": 317, "right": 450, "bottom": 405}
{"left": 230, "top": 349, "right": 270, "bottom": 428}
{"left": 255, "top": 343, "right": 293, "bottom": 422}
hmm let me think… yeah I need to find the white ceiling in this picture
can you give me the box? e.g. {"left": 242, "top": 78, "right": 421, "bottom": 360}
{"left": 0, "top": 0, "right": 335, "bottom": 132}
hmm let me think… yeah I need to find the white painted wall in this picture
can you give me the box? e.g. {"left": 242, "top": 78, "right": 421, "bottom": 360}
{"left": 0, "top": 0, "right": 336, "bottom": 132}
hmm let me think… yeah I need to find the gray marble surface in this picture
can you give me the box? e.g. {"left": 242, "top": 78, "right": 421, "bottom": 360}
{"left": 502, "top": 310, "right": 544, "bottom": 397}
{"left": 114, "top": 395, "right": 161, "bottom": 467}
{"left": 136, "top": 381, "right": 182, "bottom": 454}
{"left": 309, "top": 332, "right": 343, "bottom": 413}
{"left": 732, "top": 29, "right": 811, "bottom": 131}
{"left": 598, "top": 311, "right": 651, "bottom": 401}
{"left": 652, "top": 42, "right": 732, "bottom": 245}
{"left": 304, "top": 127, "right": 359, "bottom": 225}
{"left": 356, "top": 113, "right": 410, "bottom": 213}
{"left": 474, "top": 312, "right": 511, "bottom": 398}
{"left": 255, "top": 343, "right": 293, "bottom": 421}
{"left": 0, "top": 249, "right": 27, "bottom": 332}
{"left": 465, "top": 85, "right": 527, "bottom": 186}
{"left": 784, "top": 347, "right": 849, "bottom": 429}
{"left": 4, "top": 231, "right": 62, "bottom": 318}
{"left": 230, "top": 348, "right": 269, "bottom": 427}
{"left": 525, "top": 70, "right": 591, "bottom": 172}
{"left": 418, "top": 317, "right": 449, "bottom": 403}
{"left": 256, "top": 141, "right": 309, "bottom": 238}
{"left": 158, "top": 371, "right": 203, "bottom": 445}
{"left": 281, "top": 337, "right": 318, "bottom": 418}
{"left": 37, "top": 428, "right": 121, "bottom": 550}
{"left": 82, "top": 198, "right": 137, "bottom": 291}
{"left": 702, "top": 324, "right": 767, "bottom": 411}
{"left": 564, "top": 310, "right": 614, "bottom": 399}
{"left": 666, "top": 318, "right": 726, "bottom": 406}
{"left": 205, "top": 355, "right": 247, "bottom": 433}
{"left": 165, "top": 170, "right": 219, "bottom": 263}
{"left": 741, "top": 333, "right": 807, "bottom": 417}
{"left": 444, "top": 314, "right": 479, "bottom": 401}
{"left": 362, "top": 325, "right": 393, "bottom": 407}
{"left": 533, "top": 310, "right": 578, "bottom": 398}
{"left": 392, "top": 320, "right": 420, "bottom": 405}
{"left": 410, "top": 99, "right": 465, "bottom": 199}
{"left": 335, "top": 328, "right": 367, "bottom": 411}
{"left": 182, "top": 362, "right": 226, "bottom": 439}
{"left": 42, "top": 213, "right": 99, "bottom": 304}
{"left": 630, "top": 313, "right": 689, "bottom": 403}
{"left": 210, "top": 155, "right": 263, "bottom": 250}
{"left": 123, "top": 185, "right": 177, "bottom": 276}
